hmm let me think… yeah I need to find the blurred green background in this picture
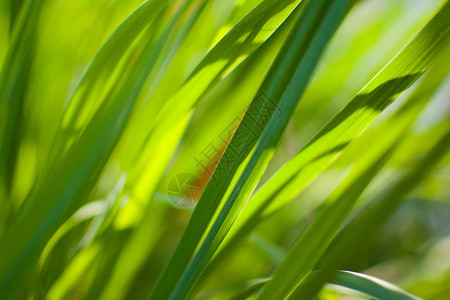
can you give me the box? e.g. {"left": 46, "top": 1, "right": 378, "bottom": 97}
{"left": 0, "top": 0, "right": 449, "bottom": 299}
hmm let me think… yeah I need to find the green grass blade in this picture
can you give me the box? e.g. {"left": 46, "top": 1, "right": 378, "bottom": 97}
{"left": 8, "top": 0, "right": 27, "bottom": 30}
{"left": 152, "top": 1, "right": 356, "bottom": 299}
{"left": 228, "top": 123, "right": 448, "bottom": 300}
{"left": 0, "top": 0, "right": 41, "bottom": 196}
{"left": 30, "top": 1, "right": 293, "bottom": 298}
{"left": 30, "top": 4, "right": 205, "bottom": 297}
{"left": 0, "top": 3, "right": 181, "bottom": 296}
{"left": 331, "top": 271, "right": 423, "bottom": 300}
{"left": 256, "top": 43, "right": 450, "bottom": 299}
{"left": 232, "top": 271, "right": 423, "bottom": 300}
{"left": 160, "top": 4, "right": 302, "bottom": 200}
{"left": 127, "top": 0, "right": 303, "bottom": 201}
{"left": 1, "top": 0, "right": 448, "bottom": 299}
{"left": 291, "top": 129, "right": 450, "bottom": 299}
{"left": 230, "top": 278, "right": 270, "bottom": 300}
{"left": 207, "top": 2, "right": 450, "bottom": 279}
{"left": 256, "top": 122, "right": 403, "bottom": 299}
{"left": 100, "top": 3, "right": 304, "bottom": 299}
{"left": 148, "top": 1, "right": 306, "bottom": 298}
{"left": 44, "top": 0, "right": 172, "bottom": 162}
{"left": 289, "top": 50, "right": 450, "bottom": 300}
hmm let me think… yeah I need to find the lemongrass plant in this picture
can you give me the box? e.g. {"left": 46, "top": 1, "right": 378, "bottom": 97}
{"left": 0, "top": 0, "right": 449, "bottom": 299}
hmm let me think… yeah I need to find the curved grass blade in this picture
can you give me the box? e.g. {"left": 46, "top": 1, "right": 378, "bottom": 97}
{"left": 231, "top": 271, "right": 423, "bottom": 300}
{"left": 205, "top": 2, "right": 450, "bottom": 281}
{"left": 94, "top": 3, "right": 304, "bottom": 259}
{"left": 331, "top": 271, "right": 423, "bottom": 300}
{"left": 230, "top": 278, "right": 270, "bottom": 300}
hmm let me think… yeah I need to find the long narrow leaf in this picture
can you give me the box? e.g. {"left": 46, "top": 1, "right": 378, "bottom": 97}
{"left": 128, "top": 0, "right": 303, "bottom": 201}
{"left": 331, "top": 271, "right": 423, "bottom": 300}
{"left": 292, "top": 132, "right": 450, "bottom": 300}
{"left": 205, "top": 2, "right": 450, "bottom": 282}
{"left": 0, "top": 3, "right": 177, "bottom": 296}
{"left": 0, "top": 0, "right": 41, "bottom": 196}
{"left": 289, "top": 49, "right": 450, "bottom": 299}
{"left": 257, "top": 111, "right": 406, "bottom": 299}
{"left": 152, "top": 1, "right": 356, "bottom": 299}
{"left": 231, "top": 271, "right": 423, "bottom": 300}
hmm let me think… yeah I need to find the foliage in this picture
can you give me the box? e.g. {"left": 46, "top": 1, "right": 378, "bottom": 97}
{"left": 0, "top": 0, "right": 449, "bottom": 299}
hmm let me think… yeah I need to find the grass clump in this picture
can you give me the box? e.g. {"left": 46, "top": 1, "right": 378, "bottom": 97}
{"left": 0, "top": 0, "right": 449, "bottom": 299}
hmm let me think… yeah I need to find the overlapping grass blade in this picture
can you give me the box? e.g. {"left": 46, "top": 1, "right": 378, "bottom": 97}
{"left": 35, "top": 0, "right": 295, "bottom": 297}
{"left": 330, "top": 271, "right": 423, "bottom": 300}
{"left": 290, "top": 128, "right": 450, "bottom": 298}
{"left": 256, "top": 48, "right": 450, "bottom": 297}
{"left": 256, "top": 117, "right": 407, "bottom": 298}
{"left": 8, "top": 0, "right": 27, "bottom": 30}
{"left": 288, "top": 47, "right": 450, "bottom": 299}
{"left": 46, "top": 242, "right": 101, "bottom": 299}
{"left": 98, "top": 3, "right": 308, "bottom": 298}
{"left": 43, "top": 0, "right": 172, "bottom": 163}
{"left": 204, "top": 2, "right": 450, "bottom": 281}
{"left": 230, "top": 271, "right": 423, "bottom": 300}
{"left": 0, "top": 0, "right": 446, "bottom": 299}
{"left": 59, "top": 0, "right": 172, "bottom": 128}
{"left": 0, "top": 0, "right": 41, "bottom": 197}
{"left": 150, "top": 1, "right": 357, "bottom": 299}
{"left": 34, "top": 2, "right": 210, "bottom": 297}
{"left": 0, "top": 2, "right": 188, "bottom": 297}
{"left": 229, "top": 71, "right": 448, "bottom": 297}
{"left": 292, "top": 132, "right": 450, "bottom": 300}
{"left": 125, "top": 0, "right": 303, "bottom": 202}
{"left": 161, "top": 15, "right": 298, "bottom": 191}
